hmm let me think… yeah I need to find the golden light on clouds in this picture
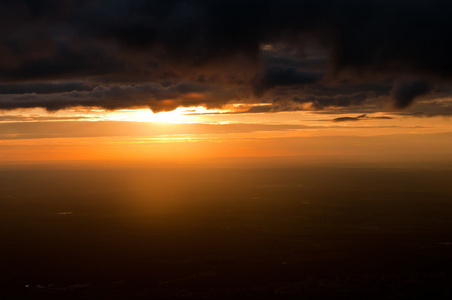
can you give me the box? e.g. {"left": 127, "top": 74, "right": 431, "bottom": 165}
{"left": 2, "top": 104, "right": 452, "bottom": 165}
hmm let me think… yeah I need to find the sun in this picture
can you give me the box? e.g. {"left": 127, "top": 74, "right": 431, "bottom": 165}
{"left": 151, "top": 108, "right": 190, "bottom": 123}
{"left": 101, "top": 106, "right": 223, "bottom": 123}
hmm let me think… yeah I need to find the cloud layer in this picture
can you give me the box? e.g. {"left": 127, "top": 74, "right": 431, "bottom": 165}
{"left": 1, "top": 0, "right": 452, "bottom": 112}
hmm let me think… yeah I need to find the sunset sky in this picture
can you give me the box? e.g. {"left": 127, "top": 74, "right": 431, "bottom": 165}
{"left": 5, "top": 3, "right": 452, "bottom": 298}
{"left": 1, "top": 0, "right": 452, "bottom": 165}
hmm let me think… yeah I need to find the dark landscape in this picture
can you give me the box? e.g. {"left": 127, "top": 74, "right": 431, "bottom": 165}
{"left": 2, "top": 163, "right": 452, "bottom": 299}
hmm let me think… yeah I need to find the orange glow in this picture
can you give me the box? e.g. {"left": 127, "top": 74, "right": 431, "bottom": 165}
{"left": 2, "top": 106, "right": 452, "bottom": 165}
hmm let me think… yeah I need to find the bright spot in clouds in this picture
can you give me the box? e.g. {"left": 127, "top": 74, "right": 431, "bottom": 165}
{"left": 101, "top": 106, "right": 225, "bottom": 123}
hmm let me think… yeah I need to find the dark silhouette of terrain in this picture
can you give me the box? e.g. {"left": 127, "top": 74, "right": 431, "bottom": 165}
{"left": 1, "top": 164, "right": 452, "bottom": 299}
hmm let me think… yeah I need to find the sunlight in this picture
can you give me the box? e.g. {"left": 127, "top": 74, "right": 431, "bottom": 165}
{"left": 102, "top": 106, "right": 226, "bottom": 123}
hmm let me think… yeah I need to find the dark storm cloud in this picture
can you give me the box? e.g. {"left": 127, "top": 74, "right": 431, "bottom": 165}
{"left": 253, "top": 66, "right": 322, "bottom": 96}
{"left": 390, "top": 97, "right": 452, "bottom": 117}
{"left": 0, "top": 82, "right": 235, "bottom": 111}
{"left": 390, "top": 78, "right": 435, "bottom": 108}
{"left": 1, "top": 0, "right": 452, "bottom": 111}
{"left": 0, "top": 82, "right": 94, "bottom": 94}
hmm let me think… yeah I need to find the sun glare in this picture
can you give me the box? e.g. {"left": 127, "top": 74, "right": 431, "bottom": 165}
{"left": 100, "top": 106, "right": 224, "bottom": 123}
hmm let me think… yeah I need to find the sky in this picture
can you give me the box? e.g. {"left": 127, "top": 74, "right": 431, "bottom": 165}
{"left": 1, "top": 0, "right": 452, "bottom": 166}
